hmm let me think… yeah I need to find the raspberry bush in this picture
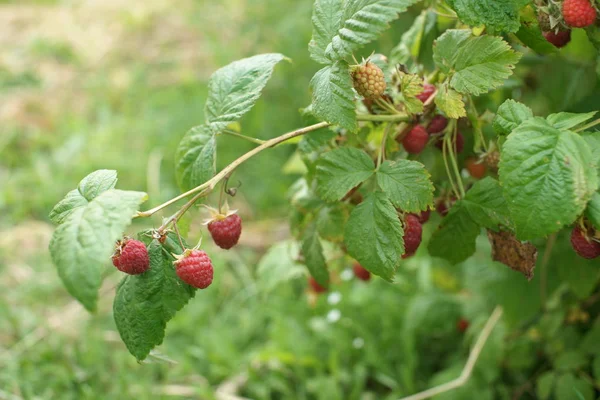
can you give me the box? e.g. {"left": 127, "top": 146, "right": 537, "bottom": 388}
{"left": 48, "top": 0, "right": 600, "bottom": 397}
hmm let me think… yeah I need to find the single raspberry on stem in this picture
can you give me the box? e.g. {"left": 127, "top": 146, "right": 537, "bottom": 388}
{"left": 562, "top": 0, "right": 597, "bottom": 28}
{"left": 112, "top": 238, "right": 150, "bottom": 275}
{"left": 174, "top": 249, "right": 214, "bottom": 289}
{"left": 571, "top": 224, "right": 600, "bottom": 259}
{"left": 401, "top": 125, "right": 429, "bottom": 154}
{"left": 204, "top": 202, "right": 242, "bottom": 250}
{"left": 402, "top": 214, "right": 423, "bottom": 258}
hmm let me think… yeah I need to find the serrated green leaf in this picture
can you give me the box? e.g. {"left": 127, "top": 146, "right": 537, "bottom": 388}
{"left": 50, "top": 170, "right": 118, "bottom": 224}
{"left": 301, "top": 223, "right": 329, "bottom": 286}
{"left": 461, "top": 177, "right": 511, "bottom": 230}
{"left": 344, "top": 192, "right": 403, "bottom": 280}
{"left": 449, "top": 35, "right": 522, "bottom": 95}
{"left": 555, "top": 373, "right": 594, "bottom": 400}
{"left": 499, "top": 118, "right": 599, "bottom": 240}
{"left": 585, "top": 192, "right": 600, "bottom": 230}
{"left": 447, "top": 0, "right": 521, "bottom": 33}
{"left": 376, "top": 159, "right": 434, "bottom": 212}
{"left": 536, "top": 372, "right": 555, "bottom": 400}
{"left": 114, "top": 240, "right": 196, "bottom": 361}
{"left": 428, "top": 205, "right": 480, "bottom": 264}
{"left": 324, "top": 0, "right": 421, "bottom": 61}
{"left": 547, "top": 111, "right": 597, "bottom": 131}
{"left": 205, "top": 53, "right": 287, "bottom": 125}
{"left": 493, "top": 99, "right": 533, "bottom": 136}
{"left": 397, "top": 73, "right": 424, "bottom": 114}
{"left": 175, "top": 123, "right": 218, "bottom": 192}
{"left": 433, "top": 29, "right": 472, "bottom": 73}
{"left": 310, "top": 61, "right": 357, "bottom": 131}
{"left": 435, "top": 81, "right": 466, "bottom": 119}
{"left": 316, "top": 147, "right": 375, "bottom": 201}
{"left": 49, "top": 189, "right": 148, "bottom": 311}
{"left": 309, "top": 0, "right": 343, "bottom": 64}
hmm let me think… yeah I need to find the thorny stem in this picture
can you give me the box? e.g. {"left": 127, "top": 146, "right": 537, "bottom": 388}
{"left": 377, "top": 123, "right": 393, "bottom": 167}
{"left": 575, "top": 117, "right": 600, "bottom": 132}
{"left": 398, "top": 307, "right": 504, "bottom": 400}
{"left": 137, "top": 121, "right": 331, "bottom": 220}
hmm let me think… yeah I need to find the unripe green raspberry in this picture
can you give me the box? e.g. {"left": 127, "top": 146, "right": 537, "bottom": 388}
{"left": 351, "top": 62, "right": 386, "bottom": 99}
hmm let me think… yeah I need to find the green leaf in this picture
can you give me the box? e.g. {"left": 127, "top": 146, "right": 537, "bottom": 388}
{"left": 555, "top": 373, "right": 594, "bottom": 400}
{"left": 323, "top": 0, "right": 421, "bottom": 61}
{"left": 592, "top": 356, "right": 600, "bottom": 381}
{"left": 492, "top": 99, "right": 533, "bottom": 136}
{"left": 376, "top": 159, "right": 434, "bottom": 212}
{"left": 449, "top": 35, "right": 522, "bottom": 95}
{"left": 428, "top": 205, "right": 480, "bottom": 264}
{"left": 585, "top": 192, "right": 600, "bottom": 230}
{"left": 434, "top": 81, "right": 466, "bottom": 119}
{"left": 301, "top": 223, "right": 330, "bottom": 286}
{"left": 390, "top": 10, "right": 439, "bottom": 71}
{"left": 257, "top": 241, "right": 305, "bottom": 293}
{"left": 309, "top": 0, "right": 343, "bottom": 64}
{"left": 446, "top": 0, "right": 521, "bottom": 33}
{"left": 536, "top": 372, "right": 555, "bottom": 400}
{"left": 205, "top": 53, "right": 287, "bottom": 125}
{"left": 551, "top": 235, "right": 600, "bottom": 299}
{"left": 316, "top": 147, "right": 375, "bottom": 201}
{"left": 461, "top": 177, "right": 511, "bottom": 230}
{"left": 50, "top": 170, "right": 118, "bottom": 224}
{"left": 433, "top": 29, "right": 472, "bottom": 73}
{"left": 175, "top": 124, "right": 218, "bottom": 192}
{"left": 581, "top": 318, "right": 600, "bottom": 356}
{"left": 515, "top": 11, "right": 558, "bottom": 55}
{"left": 499, "top": 117, "right": 599, "bottom": 240}
{"left": 114, "top": 240, "right": 196, "bottom": 361}
{"left": 317, "top": 206, "right": 348, "bottom": 242}
{"left": 553, "top": 351, "right": 588, "bottom": 371}
{"left": 344, "top": 192, "right": 403, "bottom": 281}
{"left": 310, "top": 61, "right": 357, "bottom": 131}
{"left": 547, "top": 111, "right": 597, "bottom": 131}
{"left": 49, "top": 189, "right": 148, "bottom": 311}
{"left": 582, "top": 131, "right": 600, "bottom": 175}
{"left": 397, "top": 72, "right": 424, "bottom": 114}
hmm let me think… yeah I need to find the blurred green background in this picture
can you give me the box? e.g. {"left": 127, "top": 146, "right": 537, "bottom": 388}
{"left": 1, "top": 1, "right": 600, "bottom": 399}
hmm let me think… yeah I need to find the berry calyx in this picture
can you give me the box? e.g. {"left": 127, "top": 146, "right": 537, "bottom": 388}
{"left": 112, "top": 239, "right": 149, "bottom": 275}
{"left": 562, "top": 0, "right": 597, "bottom": 28}
{"left": 174, "top": 249, "right": 214, "bottom": 289}
{"left": 543, "top": 30, "right": 572, "bottom": 48}
{"left": 402, "top": 214, "right": 423, "bottom": 258}
{"left": 427, "top": 115, "right": 449, "bottom": 134}
{"left": 308, "top": 277, "right": 327, "bottom": 293}
{"left": 402, "top": 126, "right": 429, "bottom": 154}
{"left": 416, "top": 83, "right": 436, "bottom": 103}
{"left": 465, "top": 157, "right": 486, "bottom": 179}
{"left": 571, "top": 225, "right": 600, "bottom": 259}
{"left": 353, "top": 263, "right": 371, "bottom": 281}
{"left": 435, "top": 132, "right": 464, "bottom": 154}
{"left": 351, "top": 61, "right": 386, "bottom": 99}
{"left": 457, "top": 318, "right": 470, "bottom": 333}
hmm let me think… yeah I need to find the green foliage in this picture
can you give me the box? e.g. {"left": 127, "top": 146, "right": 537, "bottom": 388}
{"left": 492, "top": 99, "right": 533, "bottom": 136}
{"left": 315, "top": 147, "right": 375, "bottom": 201}
{"left": 376, "top": 159, "right": 434, "bottom": 212}
{"left": 344, "top": 192, "right": 403, "bottom": 280}
{"left": 586, "top": 192, "right": 600, "bottom": 230}
{"left": 310, "top": 61, "right": 357, "bottom": 131}
{"left": 300, "top": 222, "right": 330, "bottom": 286}
{"left": 499, "top": 117, "right": 598, "bottom": 240}
{"left": 446, "top": 0, "right": 522, "bottom": 33}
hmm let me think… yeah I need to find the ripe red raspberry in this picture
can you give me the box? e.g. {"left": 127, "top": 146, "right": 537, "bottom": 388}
{"left": 435, "top": 132, "right": 464, "bottom": 153}
{"left": 427, "top": 115, "right": 448, "bottom": 134}
{"left": 402, "top": 214, "right": 423, "bottom": 258}
{"left": 457, "top": 318, "right": 470, "bottom": 333}
{"left": 416, "top": 83, "right": 436, "bottom": 103}
{"left": 308, "top": 277, "right": 327, "bottom": 293}
{"left": 562, "top": 0, "right": 597, "bottom": 28}
{"left": 465, "top": 157, "right": 486, "bottom": 179}
{"left": 543, "top": 30, "right": 572, "bottom": 48}
{"left": 208, "top": 214, "right": 242, "bottom": 250}
{"left": 353, "top": 263, "right": 371, "bottom": 281}
{"left": 414, "top": 209, "right": 431, "bottom": 224}
{"left": 571, "top": 225, "right": 600, "bottom": 259}
{"left": 351, "top": 62, "right": 386, "bottom": 99}
{"left": 402, "top": 126, "right": 429, "bottom": 154}
{"left": 174, "top": 249, "right": 214, "bottom": 289}
{"left": 112, "top": 239, "right": 149, "bottom": 275}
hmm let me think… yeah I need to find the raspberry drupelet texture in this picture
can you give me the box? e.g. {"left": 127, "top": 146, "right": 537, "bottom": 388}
{"left": 208, "top": 214, "right": 242, "bottom": 250}
{"left": 402, "top": 125, "right": 429, "bottom": 154}
{"left": 571, "top": 225, "right": 600, "bottom": 259}
{"left": 112, "top": 239, "right": 149, "bottom": 275}
{"left": 402, "top": 214, "right": 423, "bottom": 258}
{"left": 351, "top": 62, "right": 386, "bottom": 99}
{"left": 562, "top": 0, "right": 597, "bottom": 28}
{"left": 174, "top": 250, "right": 214, "bottom": 289}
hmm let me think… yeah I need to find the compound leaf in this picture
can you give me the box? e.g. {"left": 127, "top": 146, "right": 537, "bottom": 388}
{"left": 310, "top": 61, "right": 357, "bottom": 131}
{"left": 376, "top": 159, "right": 434, "bottom": 212}
{"left": 316, "top": 148, "right": 375, "bottom": 201}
